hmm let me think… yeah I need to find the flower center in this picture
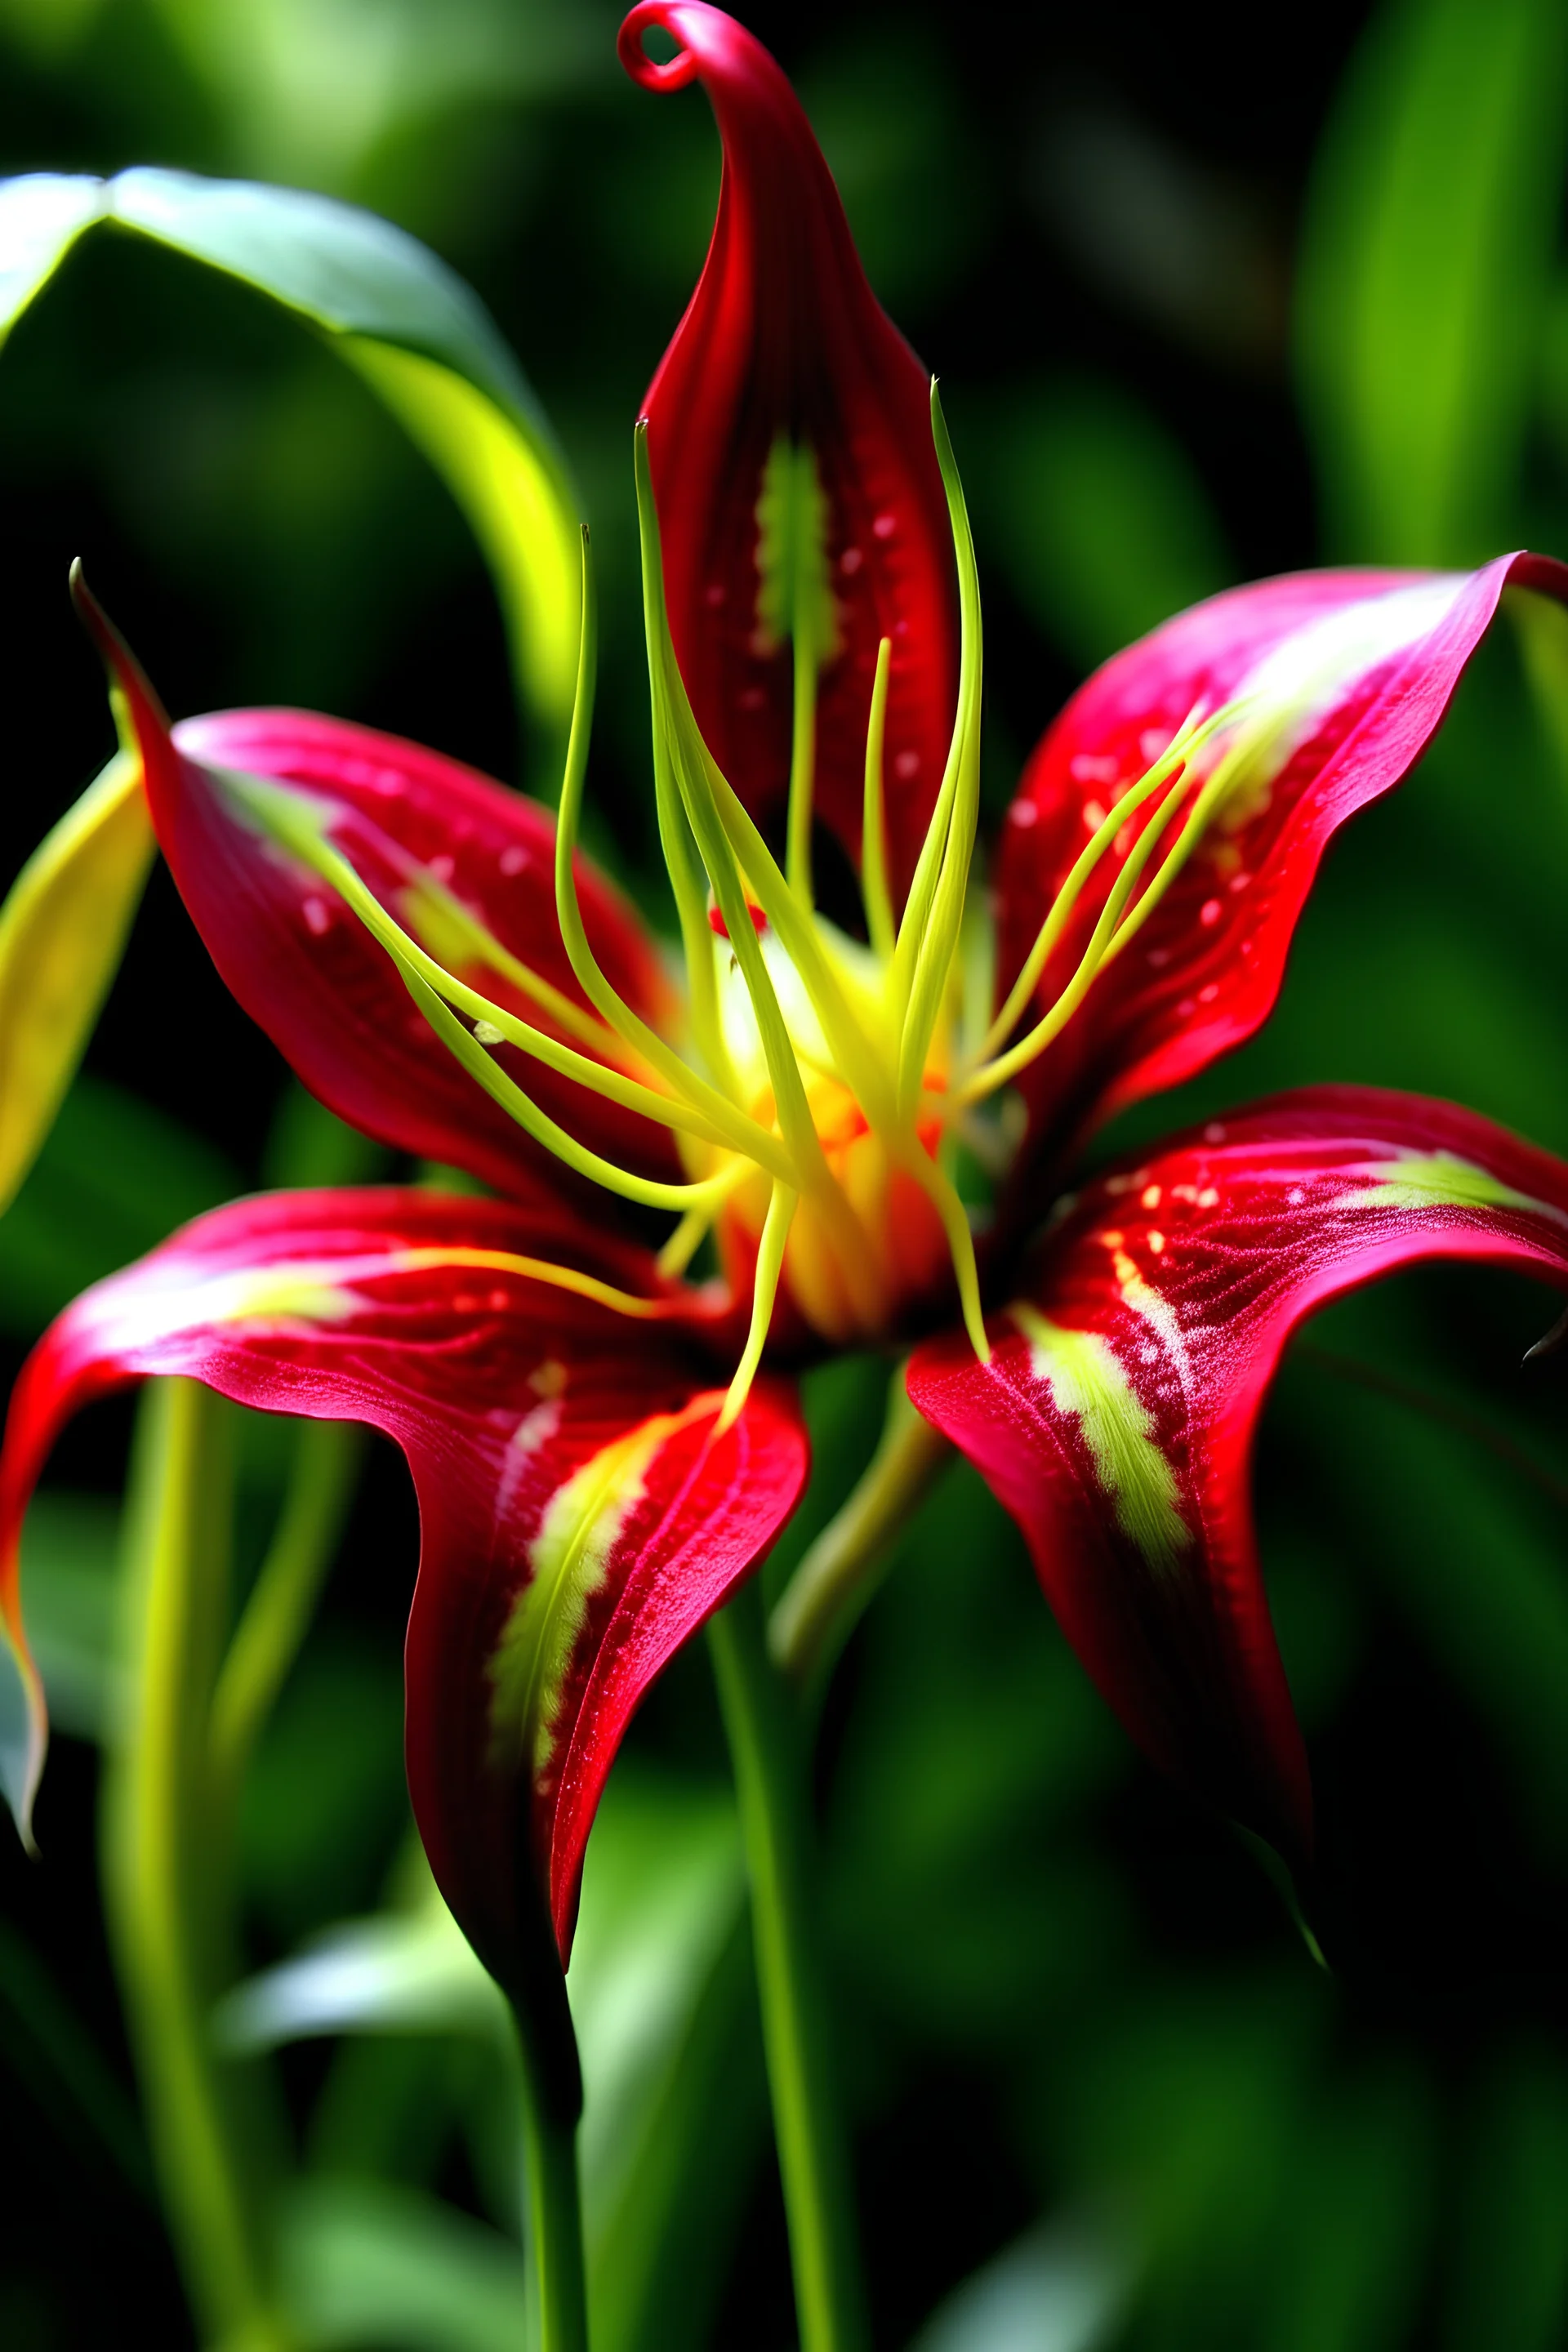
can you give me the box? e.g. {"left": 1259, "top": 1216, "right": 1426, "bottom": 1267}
{"left": 681, "top": 911, "right": 956, "bottom": 1346}
{"left": 224, "top": 393, "right": 1283, "bottom": 1435}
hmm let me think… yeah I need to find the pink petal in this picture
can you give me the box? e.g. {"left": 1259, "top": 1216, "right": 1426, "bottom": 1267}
{"left": 621, "top": 1, "right": 958, "bottom": 901}
{"left": 0, "top": 1183, "right": 805, "bottom": 1977}
{"left": 909, "top": 1086, "right": 1568, "bottom": 1873}
{"left": 995, "top": 555, "right": 1568, "bottom": 1158}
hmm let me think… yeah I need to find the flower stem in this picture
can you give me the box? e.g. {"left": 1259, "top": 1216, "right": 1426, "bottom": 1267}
{"left": 708, "top": 1582, "right": 868, "bottom": 2352}
{"left": 515, "top": 2017, "right": 590, "bottom": 2352}
{"left": 103, "top": 1379, "right": 290, "bottom": 2352}
{"left": 209, "top": 1419, "right": 363, "bottom": 1793}
{"left": 769, "top": 1375, "right": 951, "bottom": 1687}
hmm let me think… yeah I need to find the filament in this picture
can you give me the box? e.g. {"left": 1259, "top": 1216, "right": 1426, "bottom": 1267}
{"left": 715, "top": 1180, "right": 797, "bottom": 1433}
{"left": 861, "top": 636, "right": 895, "bottom": 960}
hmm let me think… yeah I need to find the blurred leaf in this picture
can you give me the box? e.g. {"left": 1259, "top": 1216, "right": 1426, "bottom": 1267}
{"left": 568, "top": 1774, "right": 760, "bottom": 2352}
{"left": 0, "top": 1071, "right": 238, "bottom": 1339}
{"left": 0, "top": 167, "right": 580, "bottom": 746}
{"left": 1285, "top": 1344, "right": 1568, "bottom": 1860}
{"left": 962, "top": 377, "right": 1232, "bottom": 677}
{"left": 239, "top": 1636, "right": 408, "bottom": 1944}
{"left": 223, "top": 1766, "right": 760, "bottom": 2352}
{"left": 1056, "top": 1980, "right": 1326, "bottom": 2336}
{"left": 909, "top": 2214, "right": 1133, "bottom": 2352}
{"left": 262, "top": 1079, "right": 390, "bottom": 1190}
{"left": 568, "top": 1773, "right": 741, "bottom": 2233}
{"left": 1258, "top": 2060, "right": 1435, "bottom": 2352}
{"left": 830, "top": 1464, "right": 1129, "bottom": 2050}
{"left": 1296, "top": 0, "right": 1568, "bottom": 563}
{"left": 0, "top": 753, "right": 154, "bottom": 1218}
{"left": 217, "top": 1885, "right": 503, "bottom": 2056}
{"left": 1446, "top": 2042, "right": 1568, "bottom": 2351}
{"left": 0, "top": 169, "right": 103, "bottom": 326}
{"left": 18, "top": 1489, "right": 121, "bottom": 1740}
{"left": 277, "top": 2175, "right": 532, "bottom": 2352}
{"left": 1509, "top": 582, "right": 1568, "bottom": 786}
{"left": 146, "top": 0, "right": 607, "bottom": 194}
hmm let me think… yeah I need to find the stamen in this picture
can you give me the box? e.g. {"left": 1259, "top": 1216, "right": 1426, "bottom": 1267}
{"left": 633, "top": 427, "right": 741, "bottom": 1095}
{"left": 861, "top": 636, "right": 896, "bottom": 960}
{"left": 753, "top": 436, "right": 838, "bottom": 910}
{"left": 894, "top": 1140, "right": 991, "bottom": 1363}
{"left": 554, "top": 523, "right": 794, "bottom": 1152}
{"left": 715, "top": 1180, "right": 797, "bottom": 1434}
{"left": 977, "top": 707, "right": 1217, "bottom": 1063}
{"left": 893, "top": 382, "right": 983, "bottom": 1120}
{"left": 702, "top": 764, "right": 895, "bottom": 1126}
{"left": 954, "top": 699, "right": 1264, "bottom": 1107}
{"left": 220, "top": 764, "right": 796, "bottom": 1180}
{"left": 367, "top": 1245, "right": 691, "bottom": 1321}
{"left": 395, "top": 857, "right": 626, "bottom": 1064}
{"left": 655, "top": 1157, "right": 753, "bottom": 1279}
{"left": 635, "top": 433, "right": 831, "bottom": 1186}
{"left": 402, "top": 963, "right": 736, "bottom": 1213}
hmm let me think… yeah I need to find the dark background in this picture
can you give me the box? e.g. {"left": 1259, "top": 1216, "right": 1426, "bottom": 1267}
{"left": 5, "top": 2, "right": 1568, "bottom": 2346}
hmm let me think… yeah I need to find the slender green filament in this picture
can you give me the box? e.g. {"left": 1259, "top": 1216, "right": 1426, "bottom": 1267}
{"left": 955, "top": 688, "right": 1265, "bottom": 1107}
{"left": 212, "top": 392, "right": 1173, "bottom": 1401}
{"left": 861, "top": 639, "right": 895, "bottom": 961}
{"left": 717, "top": 1182, "right": 799, "bottom": 1433}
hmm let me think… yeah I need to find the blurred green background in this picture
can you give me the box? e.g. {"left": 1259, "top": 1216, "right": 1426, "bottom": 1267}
{"left": 3, "top": 0, "right": 1568, "bottom": 2345}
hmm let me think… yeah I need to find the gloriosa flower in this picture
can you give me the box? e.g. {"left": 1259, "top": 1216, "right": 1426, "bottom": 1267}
{"left": 4, "top": 0, "right": 1568, "bottom": 1994}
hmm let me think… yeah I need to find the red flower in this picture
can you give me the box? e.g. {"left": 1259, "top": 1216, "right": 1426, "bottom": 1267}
{"left": 4, "top": 7, "right": 1568, "bottom": 1989}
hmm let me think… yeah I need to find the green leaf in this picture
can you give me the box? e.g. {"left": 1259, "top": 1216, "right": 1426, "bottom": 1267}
{"left": 1295, "top": 0, "right": 1568, "bottom": 563}
{"left": 276, "top": 2176, "right": 532, "bottom": 2352}
{"left": 220, "top": 1768, "right": 758, "bottom": 2352}
{"left": 909, "top": 2216, "right": 1133, "bottom": 2352}
{"left": 1258, "top": 2062, "right": 1435, "bottom": 2352}
{"left": 0, "top": 172, "right": 105, "bottom": 328}
{"left": 0, "top": 754, "right": 155, "bottom": 1218}
{"left": 0, "top": 166, "right": 580, "bottom": 746}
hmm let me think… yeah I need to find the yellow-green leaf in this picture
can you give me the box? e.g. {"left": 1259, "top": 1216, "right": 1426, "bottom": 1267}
{"left": 0, "top": 755, "right": 154, "bottom": 1216}
{"left": 0, "top": 166, "right": 581, "bottom": 746}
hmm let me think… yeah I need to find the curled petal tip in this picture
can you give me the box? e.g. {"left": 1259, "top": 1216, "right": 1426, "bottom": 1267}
{"left": 618, "top": 2, "right": 703, "bottom": 88}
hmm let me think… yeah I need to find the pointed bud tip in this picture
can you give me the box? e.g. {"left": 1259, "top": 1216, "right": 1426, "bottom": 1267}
{"left": 65, "top": 567, "right": 172, "bottom": 735}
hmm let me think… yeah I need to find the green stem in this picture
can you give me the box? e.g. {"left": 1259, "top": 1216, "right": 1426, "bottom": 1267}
{"left": 103, "top": 1379, "right": 290, "bottom": 2352}
{"left": 708, "top": 1583, "right": 868, "bottom": 2352}
{"left": 208, "top": 1419, "right": 363, "bottom": 1793}
{"left": 516, "top": 2020, "right": 591, "bottom": 2352}
{"left": 769, "top": 1375, "right": 951, "bottom": 1687}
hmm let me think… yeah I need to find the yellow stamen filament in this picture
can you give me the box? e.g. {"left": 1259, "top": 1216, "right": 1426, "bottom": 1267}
{"left": 328, "top": 1245, "right": 691, "bottom": 1321}
{"left": 861, "top": 636, "right": 895, "bottom": 960}
{"left": 715, "top": 1180, "right": 797, "bottom": 1432}
{"left": 218, "top": 389, "right": 1156, "bottom": 1383}
{"left": 954, "top": 691, "right": 1265, "bottom": 1108}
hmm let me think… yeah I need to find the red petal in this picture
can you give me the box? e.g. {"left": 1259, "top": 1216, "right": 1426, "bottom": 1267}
{"left": 621, "top": 1, "right": 957, "bottom": 901}
{"left": 908, "top": 1086, "right": 1568, "bottom": 1873}
{"left": 995, "top": 555, "right": 1568, "bottom": 1158}
{"left": 79, "top": 584, "right": 679, "bottom": 1204}
{"left": 0, "top": 1184, "right": 804, "bottom": 1976}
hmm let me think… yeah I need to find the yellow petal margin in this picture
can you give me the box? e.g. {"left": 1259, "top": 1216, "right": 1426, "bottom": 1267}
{"left": 0, "top": 751, "right": 154, "bottom": 1214}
